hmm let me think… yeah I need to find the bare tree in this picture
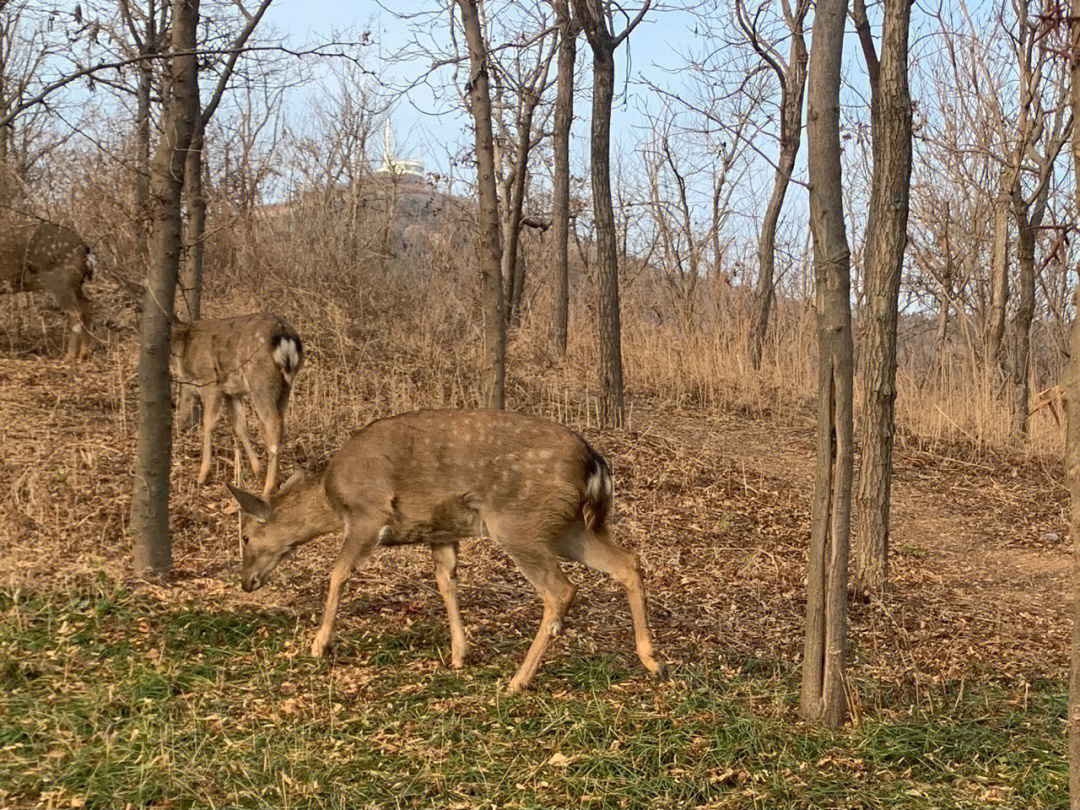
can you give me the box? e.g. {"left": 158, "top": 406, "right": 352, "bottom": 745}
{"left": 1068, "top": 10, "right": 1080, "bottom": 800}
{"left": 457, "top": 0, "right": 506, "bottom": 408}
{"left": 116, "top": 0, "right": 168, "bottom": 261}
{"left": 851, "top": 0, "right": 913, "bottom": 598}
{"left": 574, "top": 0, "right": 650, "bottom": 428}
{"left": 800, "top": 0, "right": 852, "bottom": 728}
{"left": 1005, "top": 0, "right": 1071, "bottom": 439}
{"left": 130, "top": 0, "right": 198, "bottom": 573}
{"left": 736, "top": 0, "right": 811, "bottom": 369}
{"left": 177, "top": 0, "right": 274, "bottom": 324}
{"left": 493, "top": 4, "right": 556, "bottom": 326}
{"left": 550, "top": 0, "right": 578, "bottom": 356}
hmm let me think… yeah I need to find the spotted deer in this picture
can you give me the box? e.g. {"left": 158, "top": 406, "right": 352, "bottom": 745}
{"left": 172, "top": 312, "right": 304, "bottom": 499}
{"left": 0, "top": 220, "right": 94, "bottom": 360}
{"left": 226, "top": 408, "right": 664, "bottom": 693}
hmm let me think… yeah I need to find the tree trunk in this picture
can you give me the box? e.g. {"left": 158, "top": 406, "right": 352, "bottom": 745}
{"left": 457, "top": 0, "right": 506, "bottom": 409}
{"left": 748, "top": 6, "right": 808, "bottom": 369}
{"left": 1066, "top": 9, "right": 1080, "bottom": 800}
{"left": 179, "top": 104, "right": 205, "bottom": 324}
{"left": 800, "top": 0, "right": 852, "bottom": 729}
{"left": 588, "top": 45, "right": 624, "bottom": 427}
{"left": 750, "top": 145, "right": 797, "bottom": 368}
{"left": 985, "top": 192, "right": 1011, "bottom": 378}
{"left": 130, "top": 0, "right": 198, "bottom": 574}
{"left": 502, "top": 91, "right": 541, "bottom": 326}
{"left": 852, "top": 0, "right": 913, "bottom": 599}
{"left": 550, "top": 0, "right": 577, "bottom": 357}
{"left": 134, "top": 0, "right": 156, "bottom": 264}
{"left": 1011, "top": 215, "right": 1036, "bottom": 439}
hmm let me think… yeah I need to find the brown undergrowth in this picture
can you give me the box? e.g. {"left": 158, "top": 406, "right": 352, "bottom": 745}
{"left": 0, "top": 276, "right": 1069, "bottom": 701}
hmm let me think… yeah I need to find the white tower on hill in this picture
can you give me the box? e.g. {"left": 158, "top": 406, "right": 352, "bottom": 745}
{"left": 379, "top": 121, "right": 422, "bottom": 176}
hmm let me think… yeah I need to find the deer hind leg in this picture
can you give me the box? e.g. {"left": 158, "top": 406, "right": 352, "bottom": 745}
{"left": 226, "top": 396, "right": 262, "bottom": 481}
{"left": 251, "top": 388, "right": 286, "bottom": 499}
{"left": 311, "top": 513, "right": 380, "bottom": 658}
{"left": 557, "top": 524, "right": 664, "bottom": 678}
{"left": 51, "top": 285, "right": 87, "bottom": 362}
{"left": 197, "top": 387, "right": 223, "bottom": 486}
{"left": 431, "top": 542, "right": 467, "bottom": 669}
{"left": 505, "top": 548, "right": 577, "bottom": 694}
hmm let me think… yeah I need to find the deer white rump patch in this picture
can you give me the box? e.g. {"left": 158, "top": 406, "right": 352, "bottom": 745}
{"left": 273, "top": 337, "right": 302, "bottom": 380}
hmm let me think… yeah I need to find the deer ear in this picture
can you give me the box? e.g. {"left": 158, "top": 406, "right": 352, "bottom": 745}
{"left": 227, "top": 484, "right": 270, "bottom": 523}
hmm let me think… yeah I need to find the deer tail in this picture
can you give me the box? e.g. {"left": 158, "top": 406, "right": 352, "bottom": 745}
{"left": 270, "top": 331, "right": 304, "bottom": 384}
{"left": 582, "top": 446, "right": 613, "bottom": 533}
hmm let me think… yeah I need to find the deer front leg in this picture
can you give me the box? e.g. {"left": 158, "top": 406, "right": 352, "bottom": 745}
{"left": 311, "top": 516, "right": 378, "bottom": 658}
{"left": 431, "top": 542, "right": 467, "bottom": 669}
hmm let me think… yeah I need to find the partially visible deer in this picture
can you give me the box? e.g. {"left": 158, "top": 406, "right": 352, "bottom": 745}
{"left": 0, "top": 220, "right": 94, "bottom": 360}
{"left": 226, "top": 408, "right": 664, "bottom": 693}
{"left": 172, "top": 312, "right": 304, "bottom": 498}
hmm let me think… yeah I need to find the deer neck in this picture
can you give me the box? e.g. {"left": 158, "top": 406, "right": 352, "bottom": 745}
{"left": 273, "top": 474, "right": 342, "bottom": 545}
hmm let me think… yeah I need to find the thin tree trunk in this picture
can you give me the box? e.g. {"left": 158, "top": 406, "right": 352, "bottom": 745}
{"left": 852, "top": 0, "right": 913, "bottom": 599}
{"left": 575, "top": 0, "right": 649, "bottom": 428}
{"left": 986, "top": 191, "right": 1012, "bottom": 378}
{"left": 800, "top": 0, "right": 852, "bottom": 729}
{"left": 1011, "top": 215, "right": 1037, "bottom": 439}
{"left": 134, "top": 0, "right": 156, "bottom": 264}
{"left": 502, "top": 91, "right": 541, "bottom": 326}
{"left": 750, "top": 145, "right": 797, "bottom": 367}
{"left": 550, "top": 0, "right": 577, "bottom": 357}
{"left": 179, "top": 104, "right": 205, "bottom": 324}
{"left": 587, "top": 44, "right": 624, "bottom": 427}
{"left": 130, "top": 0, "right": 198, "bottom": 574}
{"left": 457, "top": 0, "right": 506, "bottom": 409}
{"left": 1067, "top": 14, "right": 1080, "bottom": 790}
{"left": 747, "top": 1, "right": 808, "bottom": 369}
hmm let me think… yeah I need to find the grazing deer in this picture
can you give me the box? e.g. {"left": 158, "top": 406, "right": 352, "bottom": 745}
{"left": 172, "top": 312, "right": 304, "bottom": 499}
{"left": 0, "top": 221, "right": 94, "bottom": 360}
{"left": 226, "top": 408, "right": 664, "bottom": 693}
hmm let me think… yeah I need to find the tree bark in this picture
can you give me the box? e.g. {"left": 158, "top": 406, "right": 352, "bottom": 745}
{"left": 178, "top": 100, "right": 205, "bottom": 323}
{"left": 502, "top": 88, "right": 544, "bottom": 326}
{"left": 133, "top": 0, "right": 157, "bottom": 265}
{"left": 800, "top": 0, "right": 852, "bottom": 729}
{"left": 457, "top": 0, "right": 506, "bottom": 409}
{"left": 1067, "top": 6, "right": 1080, "bottom": 802}
{"left": 1011, "top": 213, "right": 1037, "bottom": 439}
{"left": 746, "top": 0, "right": 809, "bottom": 370}
{"left": 852, "top": 0, "right": 913, "bottom": 599}
{"left": 575, "top": 0, "right": 649, "bottom": 428}
{"left": 985, "top": 192, "right": 1012, "bottom": 379}
{"left": 586, "top": 44, "right": 623, "bottom": 427}
{"left": 130, "top": 0, "right": 198, "bottom": 574}
{"left": 550, "top": 0, "right": 577, "bottom": 357}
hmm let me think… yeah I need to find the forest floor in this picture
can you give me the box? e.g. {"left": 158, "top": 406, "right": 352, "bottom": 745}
{"left": 0, "top": 333, "right": 1071, "bottom": 809}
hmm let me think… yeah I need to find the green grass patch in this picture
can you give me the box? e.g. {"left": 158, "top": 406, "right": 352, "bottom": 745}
{"left": 0, "top": 586, "right": 1065, "bottom": 809}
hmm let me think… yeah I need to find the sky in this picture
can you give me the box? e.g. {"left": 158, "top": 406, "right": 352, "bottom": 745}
{"left": 260, "top": 1, "right": 713, "bottom": 183}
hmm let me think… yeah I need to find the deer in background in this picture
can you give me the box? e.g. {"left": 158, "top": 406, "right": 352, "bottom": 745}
{"left": 226, "top": 408, "right": 664, "bottom": 693}
{"left": 172, "top": 312, "right": 304, "bottom": 498}
{"left": 0, "top": 220, "right": 94, "bottom": 361}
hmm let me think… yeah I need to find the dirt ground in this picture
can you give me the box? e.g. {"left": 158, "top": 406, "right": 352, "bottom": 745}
{"left": 0, "top": 342, "right": 1070, "bottom": 699}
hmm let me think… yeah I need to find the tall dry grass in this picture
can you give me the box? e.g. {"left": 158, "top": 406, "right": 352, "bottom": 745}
{"left": 5, "top": 155, "right": 1062, "bottom": 469}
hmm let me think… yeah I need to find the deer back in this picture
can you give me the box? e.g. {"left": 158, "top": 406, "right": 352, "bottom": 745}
{"left": 325, "top": 409, "right": 612, "bottom": 542}
{"left": 172, "top": 312, "right": 303, "bottom": 400}
{"left": 0, "top": 222, "right": 90, "bottom": 292}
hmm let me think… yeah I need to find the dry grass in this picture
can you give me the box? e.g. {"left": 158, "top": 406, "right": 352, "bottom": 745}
{"left": 0, "top": 201, "right": 1071, "bottom": 806}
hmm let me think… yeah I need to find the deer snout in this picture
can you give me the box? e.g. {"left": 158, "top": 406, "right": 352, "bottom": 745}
{"left": 241, "top": 572, "right": 261, "bottom": 592}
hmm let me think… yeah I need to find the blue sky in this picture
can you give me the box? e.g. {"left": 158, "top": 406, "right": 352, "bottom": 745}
{"left": 262, "top": 1, "right": 711, "bottom": 180}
